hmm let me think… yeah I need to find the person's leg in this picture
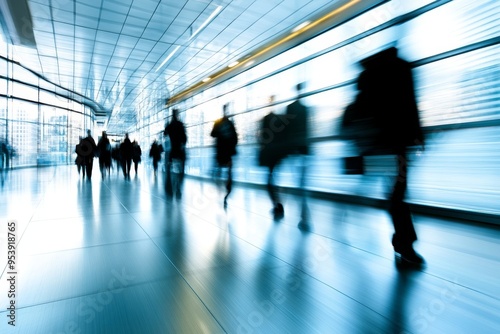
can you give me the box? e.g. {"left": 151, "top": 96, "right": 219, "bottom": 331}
{"left": 86, "top": 158, "right": 93, "bottom": 179}
{"left": 0, "top": 158, "right": 4, "bottom": 186}
{"left": 121, "top": 160, "right": 127, "bottom": 177}
{"left": 267, "top": 163, "right": 284, "bottom": 218}
{"left": 153, "top": 159, "right": 158, "bottom": 175}
{"left": 176, "top": 158, "right": 186, "bottom": 197}
{"left": 223, "top": 160, "right": 232, "bottom": 209}
{"left": 267, "top": 164, "right": 277, "bottom": 205}
{"left": 126, "top": 159, "right": 132, "bottom": 177}
{"left": 389, "top": 151, "right": 422, "bottom": 265}
{"left": 99, "top": 158, "right": 105, "bottom": 178}
{"left": 297, "top": 155, "right": 311, "bottom": 230}
{"left": 166, "top": 154, "right": 173, "bottom": 196}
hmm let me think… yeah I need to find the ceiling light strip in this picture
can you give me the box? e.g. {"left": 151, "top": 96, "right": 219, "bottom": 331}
{"left": 168, "top": 0, "right": 368, "bottom": 104}
{"left": 156, "top": 45, "right": 181, "bottom": 72}
{"left": 189, "top": 5, "right": 222, "bottom": 41}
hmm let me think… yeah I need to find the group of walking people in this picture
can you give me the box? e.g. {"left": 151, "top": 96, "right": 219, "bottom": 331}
{"left": 74, "top": 47, "right": 425, "bottom": 268}
{"left": 255, "top": 47, "right": 425, "bottom": 268}
{"left": 75, "top": 131, "right": 142, "bottom": 180}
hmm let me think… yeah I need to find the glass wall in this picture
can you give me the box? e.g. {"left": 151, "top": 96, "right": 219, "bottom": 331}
{"left": 164, "top": 0, "right": 499, "bottom": 195}
{"left": 0, "top": 36, "right": 94, "bottom": 168}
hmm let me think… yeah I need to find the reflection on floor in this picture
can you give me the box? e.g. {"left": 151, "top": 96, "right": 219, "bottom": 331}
{"left": 0, "top": 166, "right": 499, "bottom": 333}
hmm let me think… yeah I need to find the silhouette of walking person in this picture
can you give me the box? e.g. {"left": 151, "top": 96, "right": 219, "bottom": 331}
{"left": 257, "top": 95, "right": 289, "bottom": 219}
{"left": 120, "top": 133, "right": 134, "bottom": 179}
{"left": 78, "top": 130, "right": 97, "bottom": 181}
{"left": 111, "top": 145, "right": 121, "bottom": 174}
{"left": 284, "top": 83, "right": 311, "bottom": 230}
{"left": 164, "top": 108, "right": 187, "bottom": 198}
{"left": 97, "top": 131, "right": 112, "bottom": 179}
{"left": 0, "top": 138, "right": 9, "bottom": 187}
{"left": 75, "top": 136, "right": 86, "bottom": 178}
{"left": 149, "top": 139, "right": 163, "bottom": 177}
{"left": 132, "top": 140, "right": 142, "bottom": 176}
{"left": 347, "top": 47, "right": 425, "bottom": 267}
{"left": 210, "top": 103, "right": 238, "bottom": 209}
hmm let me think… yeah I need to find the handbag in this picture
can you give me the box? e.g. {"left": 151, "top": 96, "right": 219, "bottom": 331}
{"left": 343, "top": 156, "right": 364, "bottom": 175}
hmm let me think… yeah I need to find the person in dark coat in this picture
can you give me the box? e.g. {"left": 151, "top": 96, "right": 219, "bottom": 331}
{"left": 78, "top": 130, "right": 97, "bottom": 180}
{"left": 210, "top": 103, "right": 238, "bottom": 209}
{"left": 149, "top": 139, "right": 163, "bottom": 177}
{"left": 97, "top": 131, "right": 112, "bottom": 178}
{"left": 119, "top": 133, "right": 134, "bottom": 179}
{"left": 111, "top": 145, "right": 121, "bottom": 174}
{"left": 284, "top": 82, "right": 310, "bottom": 156}
{"left": 0, "top": 138, "right": 9, "bottom": 187}
{"left": 257, "top": 95, "right": 289, "bottom": 219}
{"left": 75, "top": 136, "right": 86, "bottom": 178}
{"left": 132, "top": 140, "right": 142, "bottom": 175}
{"left": 284, "top": 83, "right": 311, "bottom": 230}
{"left": 355, "top": 47, "right": 425, "bottom": 267}
{"left": 164, "top": 108, "right": 187, "bottom": 197}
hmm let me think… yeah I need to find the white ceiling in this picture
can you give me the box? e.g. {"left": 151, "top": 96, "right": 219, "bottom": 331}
{"left": 12, "top": 0, "right": 342, "bottom": 133}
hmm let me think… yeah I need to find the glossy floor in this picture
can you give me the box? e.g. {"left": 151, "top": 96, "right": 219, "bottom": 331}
{"left": 0, "top": 166, "right": 499, "bottom": 333}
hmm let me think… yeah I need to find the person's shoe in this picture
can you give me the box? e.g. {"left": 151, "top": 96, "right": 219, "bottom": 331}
{"left": 395, "top": 248, "right": 425, "bottom": 268}
{"left": 392, "top": 234, "right": 424, "bottom": 266}
{"left": 400, "top": 249, "right": 424, "bottom": 264}
{"left": 272, "top": 203, "right": 284, "bottom": 219}
{"left": 297, "top": 220, "right": 311, "bottom": 232}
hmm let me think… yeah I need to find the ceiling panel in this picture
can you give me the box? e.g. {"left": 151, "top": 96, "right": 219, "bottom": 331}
{"left": 76, "top": 2, "right": 100, "bottom": 17}
{"left": 10, "top": 0, "right": 347, "bottom": 133}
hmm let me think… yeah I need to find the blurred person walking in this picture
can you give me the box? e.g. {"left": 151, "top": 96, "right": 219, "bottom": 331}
{"left": 164, "top": 108, "right": 187, "bottom": 198}
{"left": 149, "top": 139, "right": 164, "bottom": 177}
{"left": 111, "top": 145, "right": 121, "bottom": 174}
{"left": 257, "top": 95, "right": 289, "bottom": 219}
{"left": 342, "top": 47, "right": 425, "bottom": 267}
{"left": 119, "top": 133, "right": 134, "bottom": 179}
{"left": 284, "top": 83, "right": 311, "bottom": 230}
{"left": 77, "top": 130, "right": 97, "bottom": 181}
{"left": 0, "top": 138, "right": 9, "bottom": 187}
{"left": 97, "top": 131, "right": 112, "bottom": 179}
{"left": 75, "top": 136, "right": 85, "bottom": 178}
{"left": 132, "top": 140, "right": 142, "bottom": 176}
{"left": 210, "top": 103, "right": 238, "bottom": 209}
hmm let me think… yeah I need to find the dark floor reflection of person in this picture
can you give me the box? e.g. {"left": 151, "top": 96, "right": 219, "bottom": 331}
{"left": 284, "top": 83, "right": 311, "bottom": 231}
{"left": 210, "top": 103, "right": 238, "bottom": 210}
{"left": 279, "top": 232, "right": 314, "bottom": 331}
{"left": 78, "top": 177, "right": 95, "bottom": 246}
{"left": 386, "top": 269, "right": 421, "bottom": 333}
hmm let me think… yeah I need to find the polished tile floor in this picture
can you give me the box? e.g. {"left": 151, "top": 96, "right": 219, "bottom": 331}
{"left": 0, "top": 165, "right": 499, "bottom": 333}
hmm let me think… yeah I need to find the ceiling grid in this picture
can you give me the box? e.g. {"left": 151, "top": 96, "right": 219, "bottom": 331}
{"left": 9, "top": 0, "right": 344, "bottom": 133}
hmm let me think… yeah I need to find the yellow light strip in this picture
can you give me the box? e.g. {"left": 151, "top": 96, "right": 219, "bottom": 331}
{"left": 168, "top": 0, "right": 361, "bottom": 104}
